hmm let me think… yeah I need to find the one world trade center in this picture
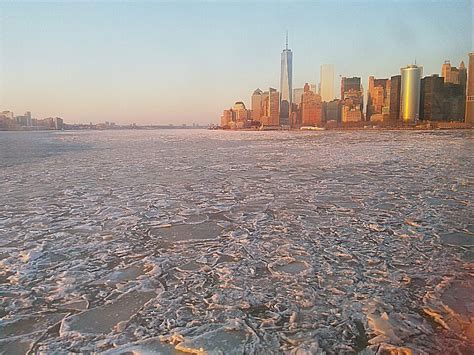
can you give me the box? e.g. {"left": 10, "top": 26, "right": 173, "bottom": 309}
{"left": 280, "top": 32, "right": 293, "bottom": 126}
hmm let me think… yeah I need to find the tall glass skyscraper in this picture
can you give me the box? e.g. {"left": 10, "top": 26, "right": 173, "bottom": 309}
{"left": 280, "top": 33, "right": 293, "bottom": 123}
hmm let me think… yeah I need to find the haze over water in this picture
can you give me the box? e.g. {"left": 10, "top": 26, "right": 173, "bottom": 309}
{"left": 0, "top": 130, "right": 473, "bottom": 353}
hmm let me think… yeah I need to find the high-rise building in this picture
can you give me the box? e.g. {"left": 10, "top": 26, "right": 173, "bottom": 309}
{"left": 220, "top": 102, "right": 251, "bottom": 129}
{"left": 325, "top": 99, "right": 342, "bottom": 123}
{"left": 389, "top": 75, "right": 402, "bottom": 121}
{"left": 280, "top": 33, "right": 293, "bottom": 123}
{"left": 293, "top": 87, "right": 305, "bottom": 105}
{"left": 341, "top": 76, "right": 363, "bottom": 122}
{"left": 320, "top": 64, "right": 335, "bottom": 102}
{"left": 221, "top": 110, "right": 233, "bottom": 128}
{"left": 442, "top": 60, "right": 461, "bottom": 85}
{"left": 420, "top": 74, "right": 465, "bottom": 121}
{"left": 251, "top": 89, "right": 264, "bottom": 121}
{"left": 341, "top": 77, "right": 361, "bottom": 100}
{"left": 233, "top": 102, "right": 249, "bottom": 128}
{"left": 400, "top": 65, "right": 423, "bottom": 122}
{"left": 261, "top": 88, "right": 280, "bottom": 126}
{"left": 367, "top": 76, "right": 390, "bottom": 121}
{"left": 342, "top": 95, "right": 363, "bottom": 122}
{"left": 300, "top": 83, "right": 323, "bottom": 127}
{"left": 466, "top": 53, "right": 474, "bottom": 124}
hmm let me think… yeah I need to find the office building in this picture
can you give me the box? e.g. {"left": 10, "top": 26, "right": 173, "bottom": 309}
{"left": 320, "top": 64, "right": 335, "bottom": 102}
{"left": 400, "top": 65, "right": 423, "bottom": 122}
{"left": 293, "top": 87, "right": 305, "bottom": 105}
{"left": 300, "top": 83, "right": 323, "bottom": 126}
{"left": 280, "top": 33, "right": 293, "bottom": 123}
{"left": 325, "top": 99, "right": 342, "bottom": 123}
{"left": 420, "top": 74, "right": 465, "bottom": 121}
{"left": 389, "top": 75, "right": 402, "bottom": 121}
{"left": 341, "top": 77, "right": 361, "bottom": 100}
{"left": 367, "top": 76, "right": 390, "bottom": 121}
{"left": 251, "top": 89, "right": 264, "bottom": 121}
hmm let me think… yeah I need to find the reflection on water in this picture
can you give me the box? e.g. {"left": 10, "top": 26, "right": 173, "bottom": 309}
{"left": 0, "top": 129, "right": 473, "bottom": 353}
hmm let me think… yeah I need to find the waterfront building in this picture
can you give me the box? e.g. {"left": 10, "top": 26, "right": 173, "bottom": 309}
{"left": 342, "top": 97, "right": 363, "bottom": 122}
{"left": 54, "top": 117, "right": 64, "bottom": 130}
{"left": 220, "top": 102, "right": 251, "bottom": 128}
{"left": 15, "top": 112, "right": 33, "bottom": 127}
{"left": 221, "top": 110, "right": 232, "bottom": 128}
{"left": 442, "top": 60, "right": 462, "bottom": 85}
{"left": 325, "top": 99, "right": 342, "bottom": 123}
{"left": 466, "top": 53, "right": 474, "bottom": 124}
{"left": 261, "top": 88, "right": 280, "bottom": 126}
{"left": 1, "top": 110, "right": 14, "bottom": 120}
{"left": 341, "top": 76, "right": 363, "bottom": 122}
{"left": 300, "top": 83, "right": 323, "bottom": 127}
{"left": 251, "top": 89, "right": 264, "bottom": 121}
{"left": 280, "top": 33, "right": 293, "bottom": 124}
{"left": 367, "top": 76, "right": 390, "bottom": 122}
{"left": 320, "top": 64, "right": 335, "bottom": 102}
{"left": 389, "top": 75, "right": 402, "bottom": 121}
{"left": 233, "top": 102, "right": 249, "bottom": 129}
{"left": 341, "top": 77, "right": 361, "bottom": 100}
{"left": 420, "top": 74, "right": 465, "bottom": 121}
{"left": 400, "top": 64, "right": 423, "bottom": 122}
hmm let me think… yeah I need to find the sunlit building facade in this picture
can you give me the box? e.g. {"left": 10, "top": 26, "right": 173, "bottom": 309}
{"left": 251, "top": 89, "right": 264, "bottom": 121}
{"left": 300, "top": 83, "right": 323, "bottom": 126}
{"left": 263, "top": 88, "right": 280, "bottom": 126}
{"left": 341, "top": 77, "right": 361, "bottom": 101}
{"left": 220, "top": 102, "right": 251, "bottom": 128}
{"left": 367, "top": 76, "right": 391, "bottom": 122}
{"left": 320, "top": 64, "right": 335, "bottom": 102}
{"left": 400, "top": 65, "right": 423, "bottom": 122}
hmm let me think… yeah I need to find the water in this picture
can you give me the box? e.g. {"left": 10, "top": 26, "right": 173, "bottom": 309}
{"left": 0, "top": 129, "right": 473, "bottom": 353}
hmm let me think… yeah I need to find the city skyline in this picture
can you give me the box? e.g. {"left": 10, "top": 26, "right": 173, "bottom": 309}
{"left": 0, "top": 1, "right": 472, "bottom": 124}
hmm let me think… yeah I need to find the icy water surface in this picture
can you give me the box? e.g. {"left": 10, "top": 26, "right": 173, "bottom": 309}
{"left": 0, "top": 130, "right": 473, "bottom": 354}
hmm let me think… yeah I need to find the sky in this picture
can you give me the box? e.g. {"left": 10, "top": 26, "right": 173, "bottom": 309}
{"left": 0, "top": 0, "right": 472, "bottom": 125}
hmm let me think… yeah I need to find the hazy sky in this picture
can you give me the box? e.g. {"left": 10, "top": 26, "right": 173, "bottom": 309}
{"left": 0, "top": 0, "right": 472, "bottom": 124}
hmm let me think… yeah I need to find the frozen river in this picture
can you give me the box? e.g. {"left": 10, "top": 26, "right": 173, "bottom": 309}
{"left": 0, "top": 129, "right": 473, "bottom": 354}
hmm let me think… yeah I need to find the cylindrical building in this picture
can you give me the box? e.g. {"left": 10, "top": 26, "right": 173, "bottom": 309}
{"left": 400, "top": 65, "right": 423, "bottom": 122}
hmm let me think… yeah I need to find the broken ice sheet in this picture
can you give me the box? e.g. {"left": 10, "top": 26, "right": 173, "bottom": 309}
{"left": 1, "top": 130, "right": 473, "bottom": 353}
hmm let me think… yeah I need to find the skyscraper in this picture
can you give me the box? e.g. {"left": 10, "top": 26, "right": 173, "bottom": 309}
{"left": 280, "top": 32, "right": 293, "bottom": 124}
{"left": 300, "top": 83, "right": 323, "bottom": 127}
{"left": 466, "top": 53, "right": 474, "bottom": 124}
{"left": 259, "top": 88, "right": 280, "bottom": 126}
{"left": 367, "top": 76, "right": 390, "bottom": 121}
{"left": 420, "top": 74, "right": 465, "bottom": 121}
{"left": 341, "top": 77, "right": 361, "bottom": 100}
{"left": 442, "top": 60, "right": 461, "bottom": 85}
{"left": 400, "top": 65, "right": 423, "bottom": 122}
{"left": 389, "top": 75, "right": 402, "bottom": 121}
{"left": 320, "top": 64, "right": 335, "bottom": 102}
{"left": 293, "top": 87, "right": 305, "bottom": 105}
{"left": 341, "top": 76, "right": 363, "bottom": 122}
{"left": 251, "top": 89, "right": 264, "bottom": 121}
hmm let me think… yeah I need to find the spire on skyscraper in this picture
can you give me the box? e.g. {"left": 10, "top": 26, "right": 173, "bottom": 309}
{"left": 286, "top": 30, "right": 288, "bottom": 50}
